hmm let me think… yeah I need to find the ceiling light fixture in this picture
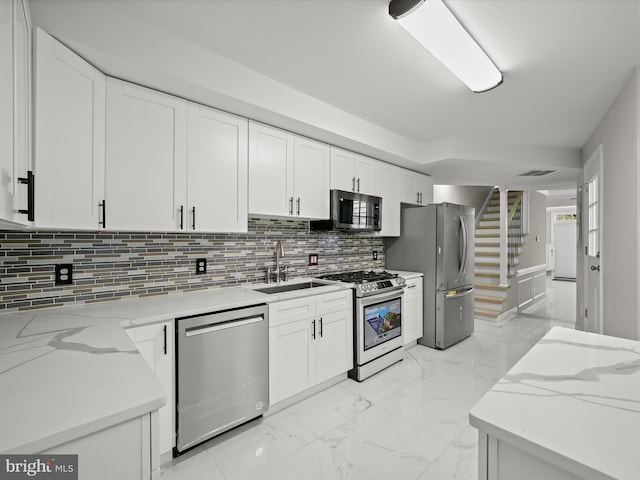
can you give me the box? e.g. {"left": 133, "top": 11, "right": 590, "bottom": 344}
{"left": 389, "top": 0, "right": 503, "bottom": 93}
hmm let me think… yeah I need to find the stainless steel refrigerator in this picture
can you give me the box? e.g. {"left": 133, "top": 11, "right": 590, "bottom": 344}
{"left": 385, "top": 203, "right": 475, "bottom": 349}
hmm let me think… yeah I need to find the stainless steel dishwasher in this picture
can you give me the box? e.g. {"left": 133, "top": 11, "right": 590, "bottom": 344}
{"left": 176, "top": 303, "right": 269, "bottom": 453}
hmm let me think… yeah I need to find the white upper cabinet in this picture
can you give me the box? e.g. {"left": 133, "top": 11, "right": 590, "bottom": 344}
{"left": 0, "top": 0, "right": 31, "bottom": 227}
{"left": 106, "top": 78, "right": 187, "bottom": 231}
{"left": 399, "top": 170, "right": 433, "bottom": 206}
{"left": 375, "top": 162, "right": 401, "bottom": 237}
{"left": 249, "top": 121, "right": 329, "bottom": 219}
{"left": 34, "top": 27, "right": 105, "bottom": 230}
{"left": 186, "top": 103, "right": 248, "bottom": 232}
{"left": 329, "top": 147, "right": 376, "bottom": 195}
{"left": 293, "top": 136, "right": 330, "bottom": 219}
{"left": 248, "top": 121, "right": 294, "bottom": 217}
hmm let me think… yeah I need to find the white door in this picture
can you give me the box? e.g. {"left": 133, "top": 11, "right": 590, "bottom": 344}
{"left": 583, "top": 145, "right": 603, "bottom": 334}
{"left": 315, "top": 310, "right": 353, "bottom": 383}
{"left": 268, "top": 319, "right": 316, "bottom": 405}
{"left": 293, "top": 136, "right": 330, "bottom": 219}
{"left": 248, "top": 121, "right": 294, "bottom": 217}
{"left": 0, "top": 0, "right": 14, "bottom": 222}
{"left": 354, "top": 154, "right": 377, "bottom": 195}
{"left": 330, "top": 146, "right": 356, "bottom": 192}
{"left": 554, "top": 222, "right": 577, "bottom": 279}
{"left": 106, "top": 79, "right": 187, "bottom": 230}
{"left": 126, "top": 321, "right": 175, "bottom": 456}
{"left": 187, "top": 103, "right": 248, "bottom": 232}
{"left": 375, "top": 162, "right": 400, "bottom": 237}
{"left": 34, "top": 28, "right": 106, "bottom": 229}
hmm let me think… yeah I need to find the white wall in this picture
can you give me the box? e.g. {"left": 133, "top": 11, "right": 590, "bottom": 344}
{"left": 581, "top": 66, "right": 640, "bottom": 340}
{"left": 433, "top": 185, "right": 493, "bottom": 217}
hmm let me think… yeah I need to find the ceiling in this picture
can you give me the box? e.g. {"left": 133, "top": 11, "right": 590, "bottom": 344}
{"left": 28, "top": 0, "right": 640, "bottom": 191}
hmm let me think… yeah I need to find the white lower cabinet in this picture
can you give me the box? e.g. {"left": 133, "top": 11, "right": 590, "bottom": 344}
{"left": 403, "top": 276, "right": 423, "bottom": 344}
{"left": 269, "top": 290, "right": 353, "bottom": 405}
{"left": 126, "top": 321, "right": 175, "bottom": 459}
{"left": 41, "top": 413, "right": 156, "bottom": 480}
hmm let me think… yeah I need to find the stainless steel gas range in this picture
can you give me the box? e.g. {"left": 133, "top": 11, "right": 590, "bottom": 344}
{"left": 316, "top": 270, "right": 406, "bottom": 381}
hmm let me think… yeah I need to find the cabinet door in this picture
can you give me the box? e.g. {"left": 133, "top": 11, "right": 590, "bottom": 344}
{"left": 34, "top": 28, "right": 106, "bottom": 229}
{"left": 187, "top": 103, "right": 248, "bottom": 232}
{"left": 375, "top": 162, "right": 400, "bottom": 237}
{"left": 415, "top": 174, "right": 433, "bottom": 205}
{"left": 126, "top": 321, "right": 174, "bottom": 457}
{"left": 0, "top": 0, "right": 15, "bottom": 223}
{"left": 403, "top": 278, "right": 423, "bottom": 344}
{"left": 398, "top": 169, "right": 420, "bottom": 205}
{"left": 248, "top": 121, "right": 294, "bottom": 217}
{"left": 329, "top": 146, "right": 356, "bottom": 192}
{"left": 293, "top": 136, "right": 330, "bottom": 219}
{"left": 316, "top": 309, "right": 353, "bottom": 383}
{"left": 106, "top": 79, "right": 187, "bottom": 231}
{"left": 355, "top": 154, "right": 377, "bottom": 195}
{"left": 269, "top": 319, "right": 316, "bottom": 405}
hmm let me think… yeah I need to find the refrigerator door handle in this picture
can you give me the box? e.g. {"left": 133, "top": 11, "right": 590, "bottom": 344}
{"left": 459, "top": 215, "right": 468, "bottom": 274}
{"left": 445, "top": 286, "right": 474, "bottom": 298}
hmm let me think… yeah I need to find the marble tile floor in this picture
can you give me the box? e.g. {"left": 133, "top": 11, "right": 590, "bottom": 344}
{"left": 161, "top": 278, "right": 576, "bottom": 480}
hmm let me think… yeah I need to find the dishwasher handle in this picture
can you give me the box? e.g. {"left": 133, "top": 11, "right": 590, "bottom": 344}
{"left": 185, "top": 315, "right": 264, "bottom": 337}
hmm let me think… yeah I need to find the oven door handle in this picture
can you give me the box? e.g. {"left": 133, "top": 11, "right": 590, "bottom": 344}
{"left": 356, "top": 288, "right": 404, "bottom": 306}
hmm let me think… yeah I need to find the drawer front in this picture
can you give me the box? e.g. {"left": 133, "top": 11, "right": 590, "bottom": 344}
{"left": 404, "top": 277, "right": 423, "bottom": 300}
{"left": 269, "top": 295, "right": 316, "bottom": 327}
{"left": 316, "top": 289, "right": 353, "bottom": 315}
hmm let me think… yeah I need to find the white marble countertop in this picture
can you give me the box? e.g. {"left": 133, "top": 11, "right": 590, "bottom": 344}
{"left": 0, "top": 312, "right": 166, "bottom": 453}
{"left": 0, "top": 281, "right": 351, "bottom": 454}
{"left": 386, "top": 269, "right": 423, "bottom": 280}
{"left": 469, "top": 327, "right": 640, "bottom": 480}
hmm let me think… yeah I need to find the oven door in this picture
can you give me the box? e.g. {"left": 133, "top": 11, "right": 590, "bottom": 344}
{"left": 355, "top": 289, "right": 404, "bottom": 365}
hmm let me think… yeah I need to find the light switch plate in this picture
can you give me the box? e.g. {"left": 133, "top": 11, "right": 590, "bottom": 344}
{"left": 308, "top": 254, "right": 318, "bottom": 266}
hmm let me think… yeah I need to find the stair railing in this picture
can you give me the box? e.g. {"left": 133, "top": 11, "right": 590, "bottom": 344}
{"left": 476, "top": 186, "right": 499, "bottom": 226}
{"left": 507, "top": 191, "right": 524, "bottom": 268}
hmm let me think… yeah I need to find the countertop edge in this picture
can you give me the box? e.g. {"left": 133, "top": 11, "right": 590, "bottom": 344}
{"left": 469, "top": 412, "right": 614, "bottom": 480}
{"left": 8, "top": 395, "right": 166, "bottom": 454}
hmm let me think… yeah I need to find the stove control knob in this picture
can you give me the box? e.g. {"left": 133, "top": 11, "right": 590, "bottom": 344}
{"left": 397, "top": 277, "right": 406, "bottom": 286}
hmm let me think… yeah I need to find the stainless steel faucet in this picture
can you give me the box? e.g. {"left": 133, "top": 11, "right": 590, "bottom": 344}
{"left": 275, "top": 240, "right": 286, "bottom": 283}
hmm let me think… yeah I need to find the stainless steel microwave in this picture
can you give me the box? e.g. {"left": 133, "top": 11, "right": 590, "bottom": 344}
{"left": 310, "top": 190, "right": 382, "bottom": 232}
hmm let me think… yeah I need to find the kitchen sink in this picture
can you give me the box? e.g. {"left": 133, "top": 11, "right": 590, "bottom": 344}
{"left": 254, "top": 281, "right": 329, "bottom": 294}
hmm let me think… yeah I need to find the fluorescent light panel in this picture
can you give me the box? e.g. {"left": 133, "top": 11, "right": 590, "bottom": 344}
{"left": 390, "top": 0, "right": 502, "bottom": 93}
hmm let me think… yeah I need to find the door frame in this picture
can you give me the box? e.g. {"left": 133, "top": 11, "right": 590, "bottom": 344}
{"left": 581, "top": 144, "right": 603, "bottom": 333}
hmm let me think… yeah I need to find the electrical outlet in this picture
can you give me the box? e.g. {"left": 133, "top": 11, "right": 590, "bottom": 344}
{"left": 55, "top": 264, "right": 73, "bottom": 285}
{"left": 309, "top": 254, "right": 319, "bottom": 266}
{"left": 373, "top": 251, "right": 378, "bottom": 260}
{"left": 196, "top": 258, "right": 207, "bottom": 274}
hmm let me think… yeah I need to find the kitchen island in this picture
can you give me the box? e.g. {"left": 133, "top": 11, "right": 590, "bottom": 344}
{"left": 469, "top": 327, "right": 640, "bottom": 480}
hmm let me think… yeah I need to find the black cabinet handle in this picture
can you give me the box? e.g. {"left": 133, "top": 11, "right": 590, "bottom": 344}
{"left": 289, "top": 197, "right": 294, "bottom": 215}
{"left": 98, "top": 200, "right": 106, "bottom": 228}
{"left": 191, "top": 206, "right": 196, "bottom": 230}
{"left": 163, "top": 325, "right": 167, "bottom": 355}
{"left": 319, "top": 317, "right": 323, "bottom": 338}
{"left": 352, "top": 176, "right": 356, "bottom": 192}
{"left": 312, "top": 319, "right": 316, "bottom": 340}
{"left": 17, "top": 170, "right": 34, "bottom": 221}
{"left": 296, "top": 197, "right": 300, "bottom": 216}
{"left": 179, "top": 205, "right": 184, "bottom": 230}
{"left": 357, "top": 178, "right": 360, "bottom": 193}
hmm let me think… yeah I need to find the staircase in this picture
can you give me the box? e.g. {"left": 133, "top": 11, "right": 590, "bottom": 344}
{"left": 474, "top": 190, "right": 525, "bottom": 322}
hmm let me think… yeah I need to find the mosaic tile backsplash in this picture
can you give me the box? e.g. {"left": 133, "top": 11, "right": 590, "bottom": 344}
{"left": 0, "top": 217, "right": 385, "bottom": 312}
